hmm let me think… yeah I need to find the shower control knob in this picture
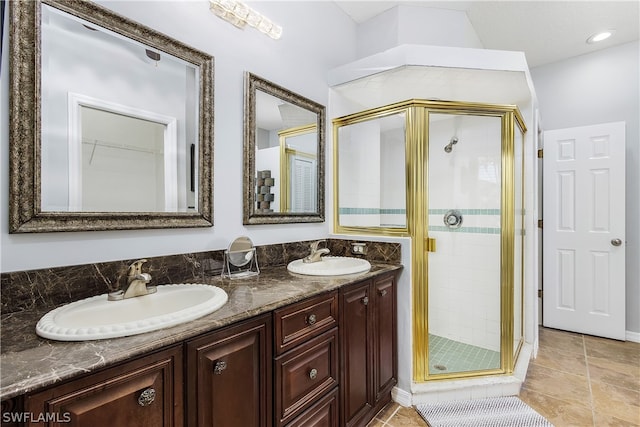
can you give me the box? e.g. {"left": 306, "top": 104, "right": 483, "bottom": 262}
{"left": 611, "top": 238, "right": 622, "bottom": 247}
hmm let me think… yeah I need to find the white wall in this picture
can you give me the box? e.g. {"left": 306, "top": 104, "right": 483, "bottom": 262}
{"left": 356, "top": 5, "right": 482, "bottom": 59}
{"left": 530, "top": 41, "right": 640, "bottom": 334}
{"left": 0, "top": 1, "right": 357, "bottom": 272}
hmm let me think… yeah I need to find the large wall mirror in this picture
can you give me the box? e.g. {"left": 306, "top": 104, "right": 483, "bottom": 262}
{"left": 8, "top": 0, "right": 214, "bottom": 232}
{"left": 243, "top": 72, "right": 325, "bottom": 224}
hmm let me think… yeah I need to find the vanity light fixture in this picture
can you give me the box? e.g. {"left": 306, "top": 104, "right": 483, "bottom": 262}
{"left": 209, "top": 0, "right": 282, "bottom": 40}
{"left": 586, "top": 30, "right": 614, "bottom": 44}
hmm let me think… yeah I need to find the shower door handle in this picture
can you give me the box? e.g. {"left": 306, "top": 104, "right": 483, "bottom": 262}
{"left": 425, "top": 238, "right": 436, "bottom": 252}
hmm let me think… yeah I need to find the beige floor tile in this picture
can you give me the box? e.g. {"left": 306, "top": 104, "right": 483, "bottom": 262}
{"left": 538, "top": 327, "right": 585, "bottom": 355}
{"left": 519, "top": 388, "right": 594, "bottom": 427}
{"left": 585, "top": 336, "right": 640, "bottom": 366}
{"left": 373, "top": 403, "right": 401, "bottom": 423}
{"left": 591, "top": 381, "right": 640, "bottom": 425}
{"left": 522, "top": 363, "right": 591, "bottom": 406}
{"left": 588, "top": 358, "right": 640, "bottom": 391}
{"left": 366, "top": 418, "right": 387, "bottom": 427}
{"left": 385, "top": 406, "right": 428, "bottom": 427}
{"left": 532, "top": 344, "right": 588, "bottom": 376}
{"left": 594, "top": 412, "right": 640, "bottom": 427}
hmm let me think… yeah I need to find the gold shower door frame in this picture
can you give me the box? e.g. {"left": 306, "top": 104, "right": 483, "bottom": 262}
{"left": 412, "top": 101, "right": 527, "bottom": 381}
{"left": 332, "top": 100, "right": 526, "bottom": 382}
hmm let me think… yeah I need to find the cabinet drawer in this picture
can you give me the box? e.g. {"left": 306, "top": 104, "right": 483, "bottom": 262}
{"left": 275, "top": 328, "right": 338, "bottom": 427}
{"left": 285, "top": 387, "right": 338, "bottom": 427}
{"left": 274, "top": 291, "right": 338, "bottom": 355}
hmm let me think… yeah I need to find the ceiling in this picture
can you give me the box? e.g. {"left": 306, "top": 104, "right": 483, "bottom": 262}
{"left": 334, "top": 1, "right": 640, "bottom": 68}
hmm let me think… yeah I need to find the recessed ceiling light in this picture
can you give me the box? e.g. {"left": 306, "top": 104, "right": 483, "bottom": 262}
{"left": 586, "top": 30, "right": 614, "bottom": 44}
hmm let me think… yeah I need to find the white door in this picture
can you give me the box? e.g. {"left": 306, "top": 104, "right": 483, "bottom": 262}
{"left": 543, "top": 122, "right": 626, "bottom": 340}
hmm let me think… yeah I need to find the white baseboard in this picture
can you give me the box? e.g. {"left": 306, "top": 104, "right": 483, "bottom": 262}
{"left": 392, "top": 386, "right": 413, "bottom": 407}
{"left": 626, "top": 330, "right": 640, "bottom": 343}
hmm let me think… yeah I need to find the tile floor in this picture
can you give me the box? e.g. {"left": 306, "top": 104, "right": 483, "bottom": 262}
{"left": 368, "top": 327, "right": 640, "bottom": 427}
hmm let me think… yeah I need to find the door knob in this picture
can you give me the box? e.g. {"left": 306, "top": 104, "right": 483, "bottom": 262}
{"left": 611, "top": 238, "right": 622, "bottom": 246}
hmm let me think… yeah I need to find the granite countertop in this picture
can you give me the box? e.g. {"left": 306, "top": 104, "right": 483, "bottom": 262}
{"left": 0, "top": 263, "right": 401, "bottom": 401}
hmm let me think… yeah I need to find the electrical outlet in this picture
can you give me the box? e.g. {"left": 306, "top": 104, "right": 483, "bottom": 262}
{"left": 351, "top": 242, "right": 367, "bottom": 255}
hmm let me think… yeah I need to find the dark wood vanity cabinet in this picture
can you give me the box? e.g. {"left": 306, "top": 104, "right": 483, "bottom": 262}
{"left": 273, "top": 292, "right": 339, "bottom": 427}
{"left": 186, "top": 314, "right": 273, "bottom": 427}
{"left": 23, "top": 345, "right": 183, "bottom": 427}
{"left": 6, "top": 269, "right": 399, "bottom": 427}
{"left": 340, "top": 273, "right": 397, "bottom": 427}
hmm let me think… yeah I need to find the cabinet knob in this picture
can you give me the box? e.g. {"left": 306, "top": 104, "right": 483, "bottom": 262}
{"left": 361, "top": 296, "right": 369, "bottom": 306}
{"left": 379, "top": 289, "right": 387, "bottom": 297}
{"left": 214, "top": 360, "right": 227, "bottom": 375}
{"left": 309, "top": 368, "right": 318, "bottom": 380}
{"left": 306, "top": 314, "right": 317, "bottom": 325}
{"left": 138, "top": 388, "right": 156, "bottom": 406}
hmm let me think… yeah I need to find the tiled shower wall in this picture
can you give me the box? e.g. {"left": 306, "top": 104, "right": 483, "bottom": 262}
{"left": 427, "top": 113, "right": 503, "bottom": 353}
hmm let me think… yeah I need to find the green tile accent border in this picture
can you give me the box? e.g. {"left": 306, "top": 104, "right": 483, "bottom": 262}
{"left": 429, "top": 208, "right": 501, "bottom": 215}
{"left": 339, "top": 208, "right": 501, "bottom": 215}
{"left": 339, "top": 208, "right": 500, "bottom": 234}
{"left": 428, "top": 225, "right": 501, "bottom": 234}
{"left": 339, "top": 208, "right": 406, "bottom": 215}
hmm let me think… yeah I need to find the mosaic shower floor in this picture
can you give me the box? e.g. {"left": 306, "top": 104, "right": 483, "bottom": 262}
{"left": 429, "top": 334, "right": 500, "bottom": 373}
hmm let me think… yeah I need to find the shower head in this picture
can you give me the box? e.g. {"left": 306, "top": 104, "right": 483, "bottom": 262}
{"left": 444, "top": 136, "right": 458, "bottom": 153}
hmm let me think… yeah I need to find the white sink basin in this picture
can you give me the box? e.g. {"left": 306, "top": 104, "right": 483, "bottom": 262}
{"left": 287, "top": 256, "right": 371, "bottom": 276}
{"left": 36, "top": 284, "right": 228, "bottom": 341}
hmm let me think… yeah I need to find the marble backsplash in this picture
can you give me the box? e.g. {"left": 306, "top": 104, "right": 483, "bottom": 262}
{"left": 1, "top": 239, "right": 401, "bottom": 315}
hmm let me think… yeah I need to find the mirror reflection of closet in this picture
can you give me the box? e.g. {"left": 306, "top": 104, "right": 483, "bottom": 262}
{"left": 8, "top": 0, "right": 214, "bottom": 233}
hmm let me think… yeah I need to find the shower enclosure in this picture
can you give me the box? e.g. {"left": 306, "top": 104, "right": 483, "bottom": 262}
{"left": 334, "top": 100, "right": 526, "bottom": 382}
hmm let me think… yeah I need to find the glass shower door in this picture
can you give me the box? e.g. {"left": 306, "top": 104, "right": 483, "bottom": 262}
{"left": 426, "top": 112, "right": 503, "bottom": 376}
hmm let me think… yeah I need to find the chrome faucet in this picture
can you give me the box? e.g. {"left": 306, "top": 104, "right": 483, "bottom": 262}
{"left": 108, "top": 259, "right": 157, "bottom": 301}
{"left": 303, "top": 240, "right": 330, "bottom": 263}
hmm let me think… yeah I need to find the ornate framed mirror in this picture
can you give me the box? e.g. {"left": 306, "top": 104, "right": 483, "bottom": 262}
{"left": 243, "top": 72, "right": 325, "bottom": 224}
{"left": 8, "top": 0, "right": 214, "bottom": 232}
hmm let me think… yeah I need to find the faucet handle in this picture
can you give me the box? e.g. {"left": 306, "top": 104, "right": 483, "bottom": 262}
{"left": 310, "top": 240, "right": 326, "bottom": 251}
{"left": 128, "top": 259, "right": 148, "bottom": 276}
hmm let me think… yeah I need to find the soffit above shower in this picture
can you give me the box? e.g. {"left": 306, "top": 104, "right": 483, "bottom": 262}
{"left": 328, "top": 44, "right": 534, "bottom": 113}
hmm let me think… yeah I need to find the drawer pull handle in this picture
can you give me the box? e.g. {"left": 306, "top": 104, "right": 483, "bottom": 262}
{"left": 138, "top": 388, "right": 156, "bottom": 406}
{"left": 306, "top": 314, "right": 317, "bottom": 325}
{"left": 379, "top": 289, "right": 387, "bottom": 297}
{"left": 362, "top": 296, "right": 369, "bottom": 306}
{"left": 309, "top": 368, "right": 318, "bottom": 380}
{"left": 214, "top": 360, "right": 227, "bottom": 375}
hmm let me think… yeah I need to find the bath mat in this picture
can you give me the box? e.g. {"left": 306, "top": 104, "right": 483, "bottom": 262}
{"left": 416, "top": 396, "right": 554, "bottom": 427}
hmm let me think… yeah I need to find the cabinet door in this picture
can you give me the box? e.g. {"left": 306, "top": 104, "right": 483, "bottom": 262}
{"left": 373, "top": 274, "right": 397, "bottom": 403}
{"left": 186, "top": 314, "right": 272, "bottom": 427}
{"left": 25, "top": 345, "right": 183, "bottom": 427}
{"left": 340, "top": 281, "right": 372, "bottom": 427}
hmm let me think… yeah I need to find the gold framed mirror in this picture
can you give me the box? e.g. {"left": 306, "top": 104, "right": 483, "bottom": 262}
{"left": 243, "top": 72, "right": 325, "bottom": 224}
{"left": 8, "top": 0, "right": 214, "bottom": 233}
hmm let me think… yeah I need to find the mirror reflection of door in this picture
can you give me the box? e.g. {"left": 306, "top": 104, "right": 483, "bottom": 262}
{"left": 280, "top": 125, "right": 317, "bottom": 213}
{"left": 79, "top": 107, "right": 167, "bottom": 212}
{"left": 254, "top": 90, "right": 318, "bottom": 213}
